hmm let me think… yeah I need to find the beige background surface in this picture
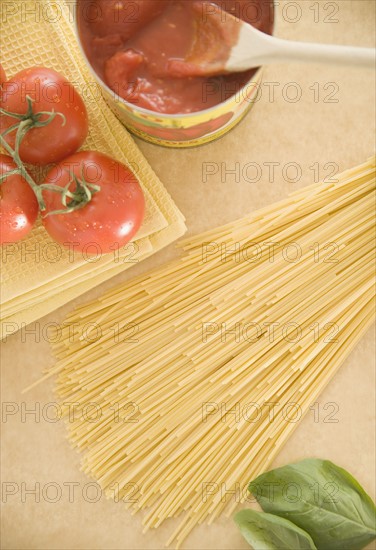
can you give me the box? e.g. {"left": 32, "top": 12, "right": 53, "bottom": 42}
{"left": 1, "top": 1, "right": 375, "bottom": 549}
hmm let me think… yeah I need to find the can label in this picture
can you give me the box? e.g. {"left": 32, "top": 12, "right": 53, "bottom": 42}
{"left": 103, "top": 71, "right": 263, "bottom": 148}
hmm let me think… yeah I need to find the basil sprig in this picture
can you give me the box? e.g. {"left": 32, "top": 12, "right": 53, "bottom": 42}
{"left": 244, "top": 459, "right": 376, "bottom": 550}
{"left": 235, "top": 509, "right": 317, "bottom": 549}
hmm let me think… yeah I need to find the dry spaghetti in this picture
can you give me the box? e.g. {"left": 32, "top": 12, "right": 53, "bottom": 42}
{"left": 51, "top": 157, "right": 375, "bottom": 548}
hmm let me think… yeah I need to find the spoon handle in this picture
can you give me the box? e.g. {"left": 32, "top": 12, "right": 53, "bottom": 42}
{"left": 267, "top": 36, "right": 375, "bottom": 68}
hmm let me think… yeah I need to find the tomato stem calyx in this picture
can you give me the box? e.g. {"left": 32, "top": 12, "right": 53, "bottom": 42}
{"left": 0, "top": 96, "right": 66, "bottom": 128}
{"left": 42, "top": 170, "right": 101, "bottom": 217}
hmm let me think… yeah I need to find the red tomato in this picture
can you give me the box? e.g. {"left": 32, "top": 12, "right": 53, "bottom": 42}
{"left": 42, "top": 151, "right": 145, "bottom": 254}
{"left": 0, "top": 63, "right": 6, "bottom": 87}
{"left": 0, "top": 67, "right": 88, "bottom": 165}
{"left": 0, "top": 154, "right": 39, "bottom": 244}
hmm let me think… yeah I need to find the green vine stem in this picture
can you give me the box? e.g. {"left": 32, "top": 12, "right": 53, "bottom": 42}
{"left": 0, "top": 95, "right": 100, "bottom": 214}
{"left": 0, "top": 120, "right": 47, "bottom": 209}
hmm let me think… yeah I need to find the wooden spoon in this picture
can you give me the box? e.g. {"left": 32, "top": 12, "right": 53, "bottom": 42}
{"left": 168, "top": 2, "right": 375, "bottom": 77}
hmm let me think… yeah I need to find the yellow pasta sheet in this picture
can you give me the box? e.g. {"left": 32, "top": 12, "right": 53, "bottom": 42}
{"left": 0, "top": 0, "right": 186, "bottom": 336}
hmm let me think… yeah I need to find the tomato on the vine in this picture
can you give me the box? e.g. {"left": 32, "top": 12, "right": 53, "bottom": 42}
{"left": 0, "top": 154, "right": 39, "bottom": 244}
{"left": 42, "top": 151, "right": 145, "bottom": 254}
{"left": 0, "top": 67, "right": 88, "bottom": 165}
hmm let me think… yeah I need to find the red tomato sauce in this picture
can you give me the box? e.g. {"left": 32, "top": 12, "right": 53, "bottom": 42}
{"left": 77, "top": 0, "right": 274, "bottom": 114}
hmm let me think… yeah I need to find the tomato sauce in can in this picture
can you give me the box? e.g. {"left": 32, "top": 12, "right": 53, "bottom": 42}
{"left": 76, "top": 0, "right": 274, "bottom": 147}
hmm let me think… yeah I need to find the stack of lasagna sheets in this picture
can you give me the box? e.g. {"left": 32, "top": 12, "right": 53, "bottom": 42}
{"left": 0, "top": 0, "right": 186, "bottom": 338}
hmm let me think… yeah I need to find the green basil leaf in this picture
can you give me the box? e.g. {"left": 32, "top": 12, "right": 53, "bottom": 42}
{"left": 234, "top": 509, "right": 317, "bottom": 549}
{"left": 249, "top": 459, "right": 376, "bottom": 550}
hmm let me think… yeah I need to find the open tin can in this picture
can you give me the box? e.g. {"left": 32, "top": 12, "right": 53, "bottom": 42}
{"left": 74, "top": 1, "right": 275, "bottom": 148}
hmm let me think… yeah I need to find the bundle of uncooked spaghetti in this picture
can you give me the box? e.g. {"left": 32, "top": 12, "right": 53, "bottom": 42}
{"left": 51, "top": 157, "right": 375, "bottom": 548}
